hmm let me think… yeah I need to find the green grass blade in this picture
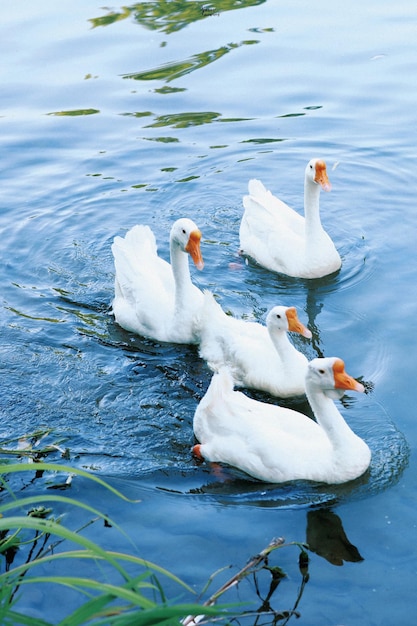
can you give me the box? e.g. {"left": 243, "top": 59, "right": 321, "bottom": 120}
{"left": 0, "top": 609, "right": 53, "bottom": 626}
{"left": 57, "top": 594, "right": 125, "bottom": 626}
{"left": 0, "top": 516, "right": 132, "bottom": 584}
{"left": 0, "top": 543, "right": 195, "bottom": 595}
{"left": 17, "top": 576, "right": 157, "bottom": 608}
{"left": 62, "top": 602, "right": 236, "bottom": 626}
{"left": 0, "top": 494, "right": 120, "bottom": 533}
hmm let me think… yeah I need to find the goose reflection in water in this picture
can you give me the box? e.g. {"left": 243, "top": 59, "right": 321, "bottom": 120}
{"left": 306, "top": 508, "right": 363, "bottom": 566}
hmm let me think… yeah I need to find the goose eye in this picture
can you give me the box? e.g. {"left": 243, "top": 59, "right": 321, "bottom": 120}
{"left": 276, "top": 314, "right": 281, "bottom": 319}
{"left": 309, "top": 164, "right": 313, "bottom": 170}
{"left": 318, "top": 369, "right": 325, "bottom": 374}
{"left": 182, "top": 228, "right": 186, "bottom": 234}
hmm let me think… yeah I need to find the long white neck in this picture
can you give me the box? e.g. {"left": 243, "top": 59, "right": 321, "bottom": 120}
{"left": 170, "top": 239, "right": 193, "bottom": 310}
{"left": 304, "top": 178, "right": 324, "bottom": 241}
{"left": 269, "top": 329, "right": 298, "bottom": 364}
{"left": 306, "top": 385, "right": 358, "bottom": 450}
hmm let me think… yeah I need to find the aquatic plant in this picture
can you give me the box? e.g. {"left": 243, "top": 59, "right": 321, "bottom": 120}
{"left": 0, "top": 438, "right": 309, "bottom": 625}
{"left": 0, "top": 461, "right": 231, "bottom": 625}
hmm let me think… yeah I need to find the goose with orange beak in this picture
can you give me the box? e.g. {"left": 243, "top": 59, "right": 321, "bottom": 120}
{"left": 112, "top": 218, "right": 205, "bottom": 344}
{"left": 193, "top": 357, "right": 371, "bottom": 484}
{"left": 239, "top": 158, "right": 342, "bottom": 278}
{"left": 199, "top": 291, "right": 312, "bottom": 398}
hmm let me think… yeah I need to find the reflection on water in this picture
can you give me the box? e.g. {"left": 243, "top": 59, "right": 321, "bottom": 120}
{"left": 306, "top": 508, "right": 363, "bottom": 566}
{"left": 144, "top": 111, "right": 223, "bottom": 128}
{"left": 123, "top": 40, "right": 259, "bottom": 83}
{"left": 89, "top": 0, "right": 266, "bottom": 33}
{"left": 47, "top": 108, "right": 101, "bottom": 117}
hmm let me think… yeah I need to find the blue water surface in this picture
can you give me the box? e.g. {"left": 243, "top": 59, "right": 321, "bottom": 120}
{"left": 1, "top": 0, "right": 416, "bottom": 623}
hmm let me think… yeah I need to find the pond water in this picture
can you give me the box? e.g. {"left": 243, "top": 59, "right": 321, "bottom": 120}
{"left": 1, "top": 0, "right": 417, "bottom": 623}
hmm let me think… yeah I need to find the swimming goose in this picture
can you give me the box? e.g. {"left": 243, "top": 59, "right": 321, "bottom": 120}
{"left": 111, "top": 218, "right": 204, "bottom": 343}
{"left": 193, "top": 357, "right": 371, "bottom": 484}
{"left": 239, "top": 158, "right": 342, "bottom": 278}
{"left": 199, "top": 290, "right": 311, "bottom": 397}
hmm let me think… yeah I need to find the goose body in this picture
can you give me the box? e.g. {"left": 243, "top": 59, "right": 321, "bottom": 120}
{"left": 111, "top": 218, "right": 204, "bottom": 344}
{"left": 199, "top": 291, "right": 311, "bottom": 397}
{"left": 193, "top": 357, "right": 371, "bottom": 484}
{"left": 239, "top": 159, "right": 342, "bottom": 278}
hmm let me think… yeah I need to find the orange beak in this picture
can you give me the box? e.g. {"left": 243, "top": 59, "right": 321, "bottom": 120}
{"left": 333, "top": 359, "right": 364, "bottom": 393}
{"left": 314, "top": 160, "right": 331, "bottom": 192}
{"left": 285, "top": 307, "right": 312, "bottom": 339}
{"left": 185, "top": 229, "right": 204, "bottom": 270}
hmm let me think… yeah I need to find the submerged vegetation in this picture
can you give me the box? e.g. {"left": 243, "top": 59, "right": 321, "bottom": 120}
{"left": 0, "top": 432, "right": 310, "bottom": 625}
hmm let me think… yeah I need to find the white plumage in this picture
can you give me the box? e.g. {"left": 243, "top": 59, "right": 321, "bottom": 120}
{"left": 239, "top": 158, "right": 342, "bottom": 278}
{"left": 193, "top": 357, "right": 371, "bottom": 485}
{"left": 199, "top": 291, "right": 311, "bottom": 397}
{"left": 112, "top": 218, "right": 204, "bottom": 344}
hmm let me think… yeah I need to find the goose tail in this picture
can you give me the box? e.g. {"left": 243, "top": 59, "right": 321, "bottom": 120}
{"left": 211, "top": 365, "right": 235, "bottom": 395}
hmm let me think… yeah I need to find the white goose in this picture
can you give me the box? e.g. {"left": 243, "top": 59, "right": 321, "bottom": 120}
{"left": 111, "top": 218, "right": 204, "bottom": 344}
{"left": 199, "top": 291, "right": 312, "bottom": 397}
{"left": 239, "top": 158, "right": 342, "bottom": 278}
{"left": 193, "top": 357, "right": 371, "bottom": 485}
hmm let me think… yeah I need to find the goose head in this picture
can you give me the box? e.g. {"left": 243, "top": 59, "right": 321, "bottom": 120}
{"left": 171, "top": 218, "right": 204, "bottom": 270}
{"left": 305, "top": 158, "right": 332, "bottom": 192}
{"left": 266, "top": 305, "right": 312, "bottom": 338}
{"left": 307, "top": 357, "right": 364, "bottom": 400}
